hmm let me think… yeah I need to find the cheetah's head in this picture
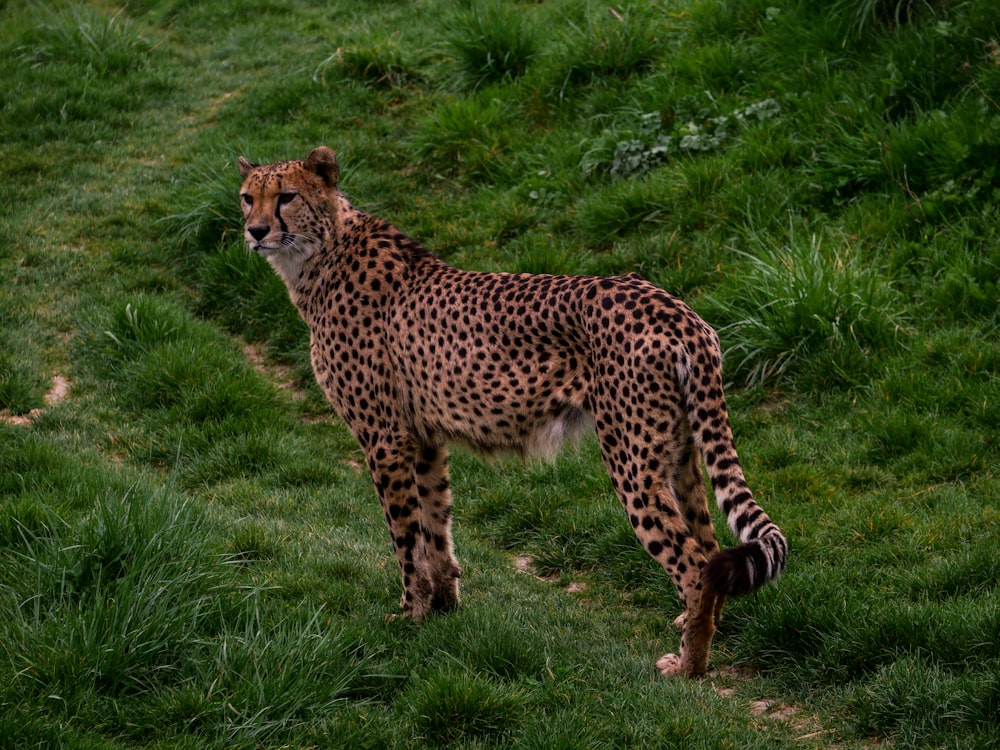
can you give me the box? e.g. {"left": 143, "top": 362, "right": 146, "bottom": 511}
{"left": 237, "top": 147, "right": 340, "bottom": 277}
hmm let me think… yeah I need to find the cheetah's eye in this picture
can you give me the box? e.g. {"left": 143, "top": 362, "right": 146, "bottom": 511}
{"left": 241, "top": 193, "right": 253, "bottom": 207}
{"left": 277, "top": 192, "right": 298, "bottom": 206}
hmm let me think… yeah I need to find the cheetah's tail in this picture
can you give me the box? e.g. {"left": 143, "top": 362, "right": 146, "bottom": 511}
{"left": 682, "top": 327, "right": 788, "bottom": 599}
{"left": 702, "top": 526, "right": 788, "bottom": 598}
{"left": 697, "top": 434, "right": 788, "bottom": 599}
{"left": 699, "top": 471, "right": 788, "bottom": 598}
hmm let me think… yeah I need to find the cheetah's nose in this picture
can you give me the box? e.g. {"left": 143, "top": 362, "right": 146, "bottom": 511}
{"left": 248, "top": 225, "right": 270, "bottom": 242}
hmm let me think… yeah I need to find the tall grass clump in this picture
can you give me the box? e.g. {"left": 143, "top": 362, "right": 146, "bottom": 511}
{"left": 402, "top": 668, "right": 526, "bottom": 745}
{"left": 82, "top": 294, "right": 289, "bottom": 477}
{"left": 196, "top": 240, "right": 310, "bottom": 366}
{"left": 442, "top": 1, "right": 538, "bottom": 90}
{"left": 701, "top": 233, "right": 908, "bottom": 387}
{"left": 4, "top": 2, "right": 167, "bottom": 142}
{"left": 832, "top": 0, "right": 937, "bottom": 38}
{"left": 17, "top": 3, "right": 150, "bottom": 76}
{"left": 574, "top": 172, "right": 678, "bottom": 245}
{"left": 0, "top": 481, "right": 366, "bottom": 746}
{"left": 335, "top": 44, "right": 423, "bottom": 89}
{"left": 323, "top": 22, "right": 426, "bottom": 91}
{"left": 851, "top": 655, "right": 1000, "bottom": 748}
{"left": 95, "top": 294, "right": 200, "bottom": 365}
{"left": 411, "top": 93, "right": 520, "bottom": 181}
{"left": 165, "top": 160, "right": 246, "bottom": 258}
{"left": 546, "top": 2, "right": 664, "bottom": 92}
{"left": 0, "top": 488, "right": 230, "bottom": 700}
{"left": 0, "top": 270, "right": 47, "bottom": 415}
{"left": 0, "top": 348, "right": 46, "bottom": 416}
{"left": 191, "top": 606, "right": 363, "bottom": 745}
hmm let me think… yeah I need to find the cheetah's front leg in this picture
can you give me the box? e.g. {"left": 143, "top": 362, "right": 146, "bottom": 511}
{"left": 414, "top": 443, "right": 461, "bottom": 611}
{"left": 365, "top": 436, "right": 435, "bottom": 620}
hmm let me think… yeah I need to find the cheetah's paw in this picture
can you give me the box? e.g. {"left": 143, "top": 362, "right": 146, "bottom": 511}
{"left": 655, "top": 653, "right": 684, "bottom": 677}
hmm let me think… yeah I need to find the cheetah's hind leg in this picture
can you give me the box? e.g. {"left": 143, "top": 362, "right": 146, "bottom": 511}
{"left": 595, "top": 414, "right": 718, "bottom": 677}
{"left": 672, "top": 436, "right": 726, "bottom": 632}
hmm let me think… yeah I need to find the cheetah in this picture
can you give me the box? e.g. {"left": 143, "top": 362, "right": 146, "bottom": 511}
{"left": 237, "top": 147, "right": 787, "bottom": 678}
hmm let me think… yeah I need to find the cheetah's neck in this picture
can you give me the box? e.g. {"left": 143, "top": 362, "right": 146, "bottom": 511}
{"left": 278, "top": 193, "right": 357, "bottom": 309}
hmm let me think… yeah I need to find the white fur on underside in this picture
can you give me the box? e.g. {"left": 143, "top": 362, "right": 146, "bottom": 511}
{"left": 524, "top": 407, "right": 594, "bottom": 462}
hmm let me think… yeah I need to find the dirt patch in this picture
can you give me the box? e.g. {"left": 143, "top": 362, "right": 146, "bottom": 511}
{"left": 0, "top": 375, "right": 71, "bottom": 427}
{"left": 708, "top": 665, "right": 754, "bottom": 698}
{"left": 243, "top": 343, "right": 301, "bottom": 395}
{"left": 748, "top": 698, "right": 828, "bottom": 741}
{"left": 512, "top": 553, "right": 586, "bottom": 594}
{"left": 513, "top": 555, "right": 534, "bottom": 574}
{"left": 751, "top": 699, "right": 801, "bottom": 721}
{"left": 708, "top": 666, "right": 831, "bottom": 741}
{"left": 758, "top": 390, "right": 789, "bottom": 415}
{"left": 0, "top": 412, "right": 34, "bottom": 427}
{"left": 45, "top": 375, "right": 71, "bottom": 406}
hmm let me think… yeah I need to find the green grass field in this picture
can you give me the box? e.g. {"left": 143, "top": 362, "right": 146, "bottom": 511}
{"left": 1, "top": 0, "right": 997, "bottom": 747}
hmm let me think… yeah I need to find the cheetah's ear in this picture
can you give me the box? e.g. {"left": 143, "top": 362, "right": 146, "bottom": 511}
{"left": 237, "top": 156, "right": 257, "bottom": 179}
{"left": 304, "top": 146, "right": 339, "bottom": 188}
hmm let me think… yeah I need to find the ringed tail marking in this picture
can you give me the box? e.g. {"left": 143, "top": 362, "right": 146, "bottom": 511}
{"left": 680, "top": 327, "right": 788, "bottom": 598}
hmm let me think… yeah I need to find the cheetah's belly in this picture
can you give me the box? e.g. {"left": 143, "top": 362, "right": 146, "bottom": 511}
{"left": 392, "top": 328, "right": 593, "bottom": 455}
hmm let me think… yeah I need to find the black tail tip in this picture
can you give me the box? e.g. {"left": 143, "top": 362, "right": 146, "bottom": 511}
{"left": 704, "top": 548, "right": 755, "bottom": 598}
{"left": 704, "top": 539, "right": 783, "bottom": 598}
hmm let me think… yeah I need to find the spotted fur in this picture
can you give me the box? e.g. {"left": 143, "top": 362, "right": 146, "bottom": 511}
{"left": 237, "top": 147, "right": 787, "bottom": 677}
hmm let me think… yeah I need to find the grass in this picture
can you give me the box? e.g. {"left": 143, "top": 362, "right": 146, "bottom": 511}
{"left": 700, "top": 231, "right": 908, "bottom": 388}
{"left": 0, "top": 0, "right": 997, "bottom": 747}
{"left": 441, "top": 0, "right": 538, "bottom": 91}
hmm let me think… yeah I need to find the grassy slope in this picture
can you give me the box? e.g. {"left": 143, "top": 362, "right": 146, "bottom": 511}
{"left": 0, "top": 0, "right": 997, "bottom": 747}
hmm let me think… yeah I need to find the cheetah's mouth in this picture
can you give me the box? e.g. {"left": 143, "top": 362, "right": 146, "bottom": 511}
{"left": 247, "top": 240, "right": 280, "bottom": 256}
{"left": 247, "top": 233, "right": 318, "bottom": 258}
